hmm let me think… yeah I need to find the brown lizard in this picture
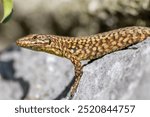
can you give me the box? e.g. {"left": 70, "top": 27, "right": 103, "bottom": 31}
{"left": 16, "top": 26, "right": 150, "bottom": 98}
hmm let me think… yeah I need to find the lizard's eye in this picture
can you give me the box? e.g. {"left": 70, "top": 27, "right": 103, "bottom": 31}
{"left": 48, "top": 39, "right": 51, "bottom": 45}
{"left": 32, "top": 35, "right": 37, "bottom": 39}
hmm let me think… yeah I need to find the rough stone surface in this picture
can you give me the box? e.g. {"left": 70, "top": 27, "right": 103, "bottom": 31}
{"left": 0, "top": 76, "right": 22, "bottom": 100}
{"left": 73, "top": 37, "right": 150, "bottom": 100}
{"left": 0, "top": 47, "right": 73, "bottom": 100}
{"left": 14, "top": 50, "right": 73, "bottom": 99}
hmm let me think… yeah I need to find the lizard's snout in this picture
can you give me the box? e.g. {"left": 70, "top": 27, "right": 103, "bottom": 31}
{"left": 16, "top": 39, "right": 22, "bottom": 46}
{"left": 16, "top": 39, "right": 25, "bottom": 46}
{"left": 16, "top": 38, "right": 31, "bottom": 47}
{"left": 16, "top": 40, "right": 21, "bottom": 46}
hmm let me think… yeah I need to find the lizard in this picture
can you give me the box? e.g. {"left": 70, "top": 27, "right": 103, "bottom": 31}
{"left": 16, "top": 26, "right": 150, "bottom": 98}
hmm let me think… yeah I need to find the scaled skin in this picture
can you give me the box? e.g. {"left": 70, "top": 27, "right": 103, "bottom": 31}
{"left": 16, "top": 26, "right": 150, "bottom": 98}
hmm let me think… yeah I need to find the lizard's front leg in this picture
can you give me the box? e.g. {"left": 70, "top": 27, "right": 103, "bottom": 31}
{"left": 70, "top": 57, "right": 83, "bottom": 97}
{"left": 63, "top": 50, "right": 83, "bottom": 97}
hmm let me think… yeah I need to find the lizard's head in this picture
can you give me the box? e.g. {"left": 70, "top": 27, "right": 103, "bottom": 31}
{"left": 16, "top": 34, "right": 51, "bottom": 50}
{"left": 16, "top": 34, "right": 63, "bottom": 56}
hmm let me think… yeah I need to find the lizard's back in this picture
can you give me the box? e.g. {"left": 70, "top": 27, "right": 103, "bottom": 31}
{"left": 59, "top": 26, "right": 150, "bottom": 60}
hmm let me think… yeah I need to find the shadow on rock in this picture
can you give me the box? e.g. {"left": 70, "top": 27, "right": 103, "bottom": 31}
{"left": 0, "top": 60, "right": 29, "bottom": 99}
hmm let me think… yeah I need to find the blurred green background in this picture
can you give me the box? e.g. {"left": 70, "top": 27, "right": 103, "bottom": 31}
{"left": 0, "top": 0, "right": 150, "bottom": 51}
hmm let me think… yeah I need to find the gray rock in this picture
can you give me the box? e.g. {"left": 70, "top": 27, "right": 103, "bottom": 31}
{"left": 0, "top": 76, "right": 22, "bottom": 99}
{"left": 73, "top": 37, "right": 150, "bottom": 100}
{"left": 0, "top": 48, "right": 74, "bottom": 99}
{"left": 14, "top": 50, "right": 74, "bottom": 99}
